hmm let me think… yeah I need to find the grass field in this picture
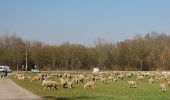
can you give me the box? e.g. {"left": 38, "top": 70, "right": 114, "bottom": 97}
{"left": 10, "top": 71, "right": 170, "bottom": 100}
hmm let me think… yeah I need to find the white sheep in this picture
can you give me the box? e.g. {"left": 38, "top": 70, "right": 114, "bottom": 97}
{"left": 100, "top": 77, "right": 107, "bottom": 83}
{"left": 84, "top": 81, "right": 95, "bottom": 89}
{"left": 59, "top": 78, "right": 67, "bottom": 88}
{"left": 160, "top": 83, "right": 166, "bottom": 92}
{"left": 137, "top": 76, "right": 144, "bottom": 81}
{"left": 126, "top": 73, "right": 133, "bottom": 78}
{"left": 31, "top": 76, "right": 41, "bottom": 82}
{"left": 67, "top": 80, "right": 74, "bottom": 88}
{"left": 117, "top": 74, "right": 124, "bottom": 80}
{"left": 15, "top": 74, "right": 24, "bottom": 79}
{"left": 166, "top": 81, "right": 170, "bottom": 87}
{"left": 113, "top": 78, "right": 118, "bottom": 82}
{"left": 42, "top": 80, "right": 59, "bottom": 90}
{"left": 108, "top": 76, "right": 113, "bottom": 81}
{"left": 128, "top": 81, "right": 136, "bottom": 88}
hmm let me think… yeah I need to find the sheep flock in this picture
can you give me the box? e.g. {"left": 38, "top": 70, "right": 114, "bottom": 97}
{"left": 13, "top": 71, "right": 170, "bottom": 93}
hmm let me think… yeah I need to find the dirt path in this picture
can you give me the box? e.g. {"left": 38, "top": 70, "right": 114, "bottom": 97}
{"left": 0, "top": 78, "right": 42, "bottom": 100}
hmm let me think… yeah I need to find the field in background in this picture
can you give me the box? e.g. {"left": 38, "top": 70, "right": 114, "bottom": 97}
{"left": 10, "top": 71, "right": 170, "bottom": 100}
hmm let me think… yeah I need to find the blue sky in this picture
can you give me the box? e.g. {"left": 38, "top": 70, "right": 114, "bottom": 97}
{"left": 0, "top": 0, "right": 170, "bottom": 46}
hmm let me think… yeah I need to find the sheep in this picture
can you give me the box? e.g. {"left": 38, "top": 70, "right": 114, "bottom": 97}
{"left": 84, "top": 81, "right": 95, "bottom": 90}
{"left": 149, "top": 74, "right": 155, "bottom": 78}
{"left": 108, "top": 76, "right": 113, "bottom": 81}
{"left": 117, "top": 74, "right": 124, "bottom": 80}
{"left": 74, "top": 76, "right": 84, "bottom": 83}
{"left": 113, "top": 78, "right": 118, "bottom": 82}
{"left": 149, "top": 78, "right": 155, "bottom": 84}
{"left": 100, "top": 77, "right": 107, "bottom": 83}
{"left": 126, "top": 73, "right": 133, "bottom": 78}
{"left": 42, "top": 80, "right": 59, "bottom": 90}
{"left": 128, "top": 81, "right": 136, "bottom": 88}
{"left": 15, "top": 74, "right": 24, "bottom": 79}
{"left": 166, "top": 81, "right": 170, "bottom": 87}
{"left": 160, "top": 83, "right": 166, "bottom": 92}
{"left": 67, "top": 80, "right": 74, "bottom": 88}
{"left": 137, "top": 75, "right": 144, "bottom": 81}
{"left": 31, "top": 76, "right": 41, "bottom": 82}
{"left": 59, "top": 78, "right": 67, "bottom": 88}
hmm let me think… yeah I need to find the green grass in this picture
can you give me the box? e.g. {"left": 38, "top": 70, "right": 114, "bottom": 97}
{"left": 10, "top": 72, "right": 170, "bottom": 100}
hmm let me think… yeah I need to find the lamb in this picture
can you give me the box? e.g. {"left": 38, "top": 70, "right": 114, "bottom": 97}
{"left": 31, "top": 76, "right": 41, "bottom": 82}
{"left": 160, "top": 83, "right": 166, "bottom": 92}
{"left": 84, "top": 81, "right": 95, "bottom": 89}
{"left": 42, "top": 80, "right": 59, "bottom": 90}
{"left": 128, "top": 81, "right": 136, "bottom": 88}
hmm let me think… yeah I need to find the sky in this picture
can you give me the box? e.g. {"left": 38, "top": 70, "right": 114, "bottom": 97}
{"left": 0, "top": 0, "right": 170, "bottom": 46}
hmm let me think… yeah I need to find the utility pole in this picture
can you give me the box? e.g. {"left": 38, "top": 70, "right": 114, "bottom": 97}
{"left": 17, "top": 59, "right": 19, "bottom": 74}
{"left": 26, "top": 50, "right": 28, "bottom": 74}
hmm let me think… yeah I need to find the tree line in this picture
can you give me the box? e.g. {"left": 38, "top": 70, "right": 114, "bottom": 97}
{"left": 0, "top": 32, "right": 170, "bottom": 71}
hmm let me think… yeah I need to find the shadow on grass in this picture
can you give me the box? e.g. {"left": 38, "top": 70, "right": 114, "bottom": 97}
{"left": 43, "top": 96, "right": 98, "bottom": 100}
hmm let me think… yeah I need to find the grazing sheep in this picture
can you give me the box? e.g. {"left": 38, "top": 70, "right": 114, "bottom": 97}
{"left": 100, "top": 77, "right": 107, "bottom": 83}
{"left": 42, "top": 80, "right": 59, "bottom": 90}
{"left": 31, "top": 76, "right": 41, "bottom": 82}
{"left": 126, "top": 73, "right": 133, "bottom": 78}
{"left": 117, "top": 74, "right": 124, "bottom": 80}
{"left": 137, "top": 76, "right": 144, "bottom": 81}
{"left": 75, "top": 76, "right": 84, "bottom": 83}
{"left": 17, "top": 75, "right": 26, "bottom": 80}
{"left": 160, "top": 83, "right": 166, "bottom": 92}
{"left": 128, "top": 81, "right": 136, "bottom": 88}
{"left": 59, "top": 78, "right": 67, "bottom": 88}
{"left": 108, "top": 76, "right": 113, "bottom": 81}
{"left": 84, "top": 81, "right": 95, "bottom": 89}
{"left": 164, "top": 78, "right": 170, "bottom": 83}
{"left": 67, "top": 80, "right": 74, "bottom": 88}
{"left": 166, "top": 81, "right": 170, "bottom": 87}
{"left": 15, "top": 74, "right": 24, "bottom": 79}
{"left": 113, "top": 78, "right": 118, "bottom": 82}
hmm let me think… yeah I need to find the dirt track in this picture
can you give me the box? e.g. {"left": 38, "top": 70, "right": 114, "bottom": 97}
{"left": 0, "top": 78, "right": 42, "bottom": 100}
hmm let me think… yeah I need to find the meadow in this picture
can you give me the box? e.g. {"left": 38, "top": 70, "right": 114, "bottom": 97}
{"left": 10, "top": 71, "right": 170, "bottom": 100}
